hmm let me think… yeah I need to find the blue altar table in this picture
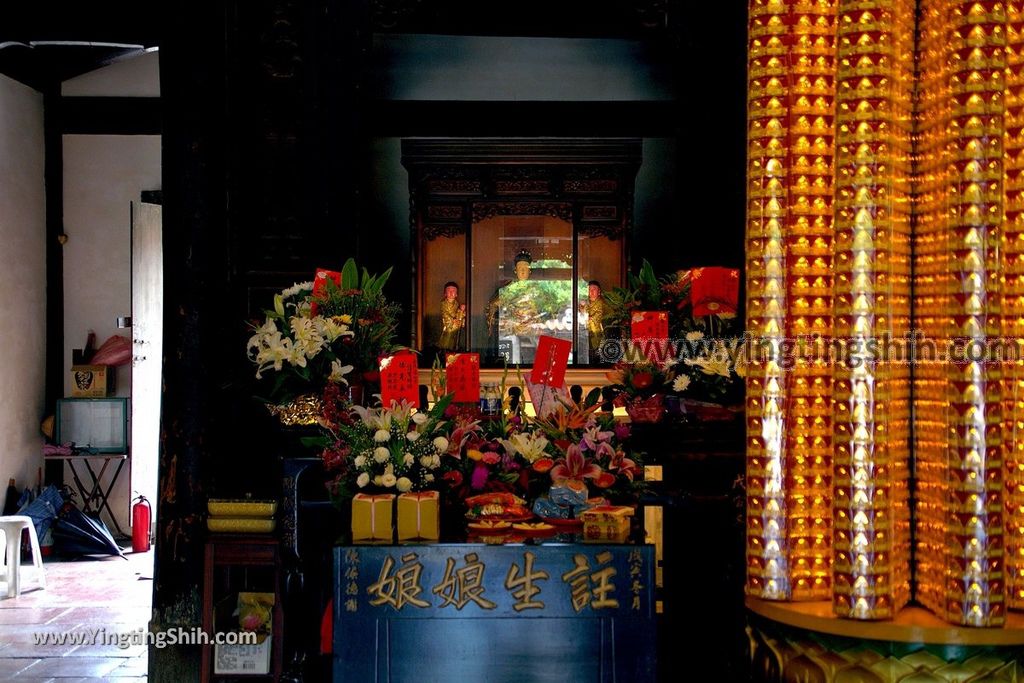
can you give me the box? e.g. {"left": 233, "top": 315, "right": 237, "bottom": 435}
{"left": 333, "top": 543, "right": 656, "bottom": 682}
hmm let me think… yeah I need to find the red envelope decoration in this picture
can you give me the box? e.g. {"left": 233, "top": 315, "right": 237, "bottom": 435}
{"left": 380, "top": 350, "right": 419, "bottom": 407}
{"left": 311, "top": 268, "right": 341, "bottom": 316}
{"left": 445, "top": 353, "right": 480, "bottom": 403}
{"left": 631, "top": 311, "right": 669, "bottom": 364}
{"left": 691, "top": 267, "right": 740, "bottom": 316}
{"left": 530, "top": 335, "right": 572, "bottom": 388}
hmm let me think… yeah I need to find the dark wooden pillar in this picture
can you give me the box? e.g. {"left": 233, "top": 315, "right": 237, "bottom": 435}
{"left": 150, "top": 2, "right": 229, "bottom": 679}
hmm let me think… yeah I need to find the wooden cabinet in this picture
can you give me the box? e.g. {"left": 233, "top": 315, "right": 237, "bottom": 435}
{"left": 201, "top": 535, "right": 284, "bottom": 681}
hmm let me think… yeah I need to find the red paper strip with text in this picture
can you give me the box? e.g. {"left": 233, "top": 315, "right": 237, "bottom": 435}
{"left": 690, "top": 267, "right": 740, "bottom": 316}
{"left": 445, "top": 353, "right": 480, "bottom": 403}
{"left": 630, "top": 311, "right": 669, "bottom": 363}
{"left": 311, "top": 268, "right": 341, "bottom": 316}
{"left": 530, "top": 335, "right": 572, "bottom": 388}
{"left": 380, "top": 350, "right": 419, "bottom": 407}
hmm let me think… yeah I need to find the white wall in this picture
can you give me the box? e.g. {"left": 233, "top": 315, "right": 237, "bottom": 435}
{"left": 0, "top": 74, "right": 47, "bottom": 501}
{"left": 62, "top": 50, "right": 160, "bottom": 98}
{"left": 63, "top": 134, "right": 161, "bottom": 531}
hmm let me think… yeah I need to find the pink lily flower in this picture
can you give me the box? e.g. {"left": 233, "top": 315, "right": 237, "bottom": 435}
{"left": 550, "top": 444, "right": 603, "bottom": 488}
{"left": 580, "top": 425, "right": 615, "bottom": 452}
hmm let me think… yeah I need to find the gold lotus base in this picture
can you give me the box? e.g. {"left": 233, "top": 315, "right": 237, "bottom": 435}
{"left": 266, "top": 395, "right": 323, "bottom": 426}
{"left": 747, "top": 597, "right": 1024, "bottom": 682}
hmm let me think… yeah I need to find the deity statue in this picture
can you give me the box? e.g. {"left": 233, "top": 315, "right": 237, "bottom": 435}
{"left": 488, "top": 249, "right": 538, "bottom": 363}
{"left": 438, "top": 281, "right": 466, "bottom": 352}
{"left": 582, "top": 280, "right": 604, "bottom": 363}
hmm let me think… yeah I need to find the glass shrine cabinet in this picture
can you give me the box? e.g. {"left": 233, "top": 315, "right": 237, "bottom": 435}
{"left": 402, "top": 138, "right": 642, "bottom": 367}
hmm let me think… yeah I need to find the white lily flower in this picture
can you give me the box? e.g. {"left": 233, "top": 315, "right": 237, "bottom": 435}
{"left": 411, "top": 412, "right": 428, "bottom": 425}
{"left": 406, "top": 431, "right": 421, "bottom": 442}
{"left": 500, "top": 432, "right": 549, "bottom": 464}
{"left": 329, "top": 360, "right": 354, "bottom": 384}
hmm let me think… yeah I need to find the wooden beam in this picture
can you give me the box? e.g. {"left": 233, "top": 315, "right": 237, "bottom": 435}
{"left": 60, "top": 96, "right": 161, "bottom": 135}
{"left": 366, "top": 101, "right": 680, "bottom": 137}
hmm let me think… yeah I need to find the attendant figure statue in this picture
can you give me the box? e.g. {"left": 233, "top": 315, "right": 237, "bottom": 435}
{"left": 582, "top": 280, "right": 605, "bottom": 364}
{"left": 438, "top": 281, "right": 466, "bottom": 352}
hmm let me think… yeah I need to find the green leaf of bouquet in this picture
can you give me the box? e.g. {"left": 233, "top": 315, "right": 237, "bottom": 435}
{"left": 300, "top": 436, "right": 330, "bottom": 449}
{"left": 584, "top": 386, "right": 602, "bottom": 408}
{"left": 429, "top": 391, "right": 455, "bottom": 419}
{"left": 341, "top": 258, "right": 358, "bottom": 290}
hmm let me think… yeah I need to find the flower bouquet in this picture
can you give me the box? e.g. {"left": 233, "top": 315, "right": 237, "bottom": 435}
{"left": 245, "top": 258, "right": 400, "bottom": 423}
{"left": 603, "top": 361, "right": 670, "bottom": 423}
{"left": 316, "top": 394, "right": 455, "bottom": 502}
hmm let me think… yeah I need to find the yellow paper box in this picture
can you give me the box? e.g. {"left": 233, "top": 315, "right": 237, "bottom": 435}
{"left": 352, "top": 493, "right": 395, "bottom": 542}
{"left": 397, "top": 491, "right": 440, "bottom": 541}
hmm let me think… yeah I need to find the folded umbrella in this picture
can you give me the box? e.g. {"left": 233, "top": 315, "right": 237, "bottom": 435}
{"left": 53, "top": 502, "right": 125, "bottom": 558}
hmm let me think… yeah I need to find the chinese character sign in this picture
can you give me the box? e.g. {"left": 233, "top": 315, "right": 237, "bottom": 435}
{"left": 336, "top": 544, "right": 652, "bottom": 617}
{"left": 335, "top": 545, "right": 656, "bottom": 682}
{"left": 445, "top": 353, "right": 480, "bottom": 403}
{"left": 380, "top": 351, "right": 419, "bottom": 407}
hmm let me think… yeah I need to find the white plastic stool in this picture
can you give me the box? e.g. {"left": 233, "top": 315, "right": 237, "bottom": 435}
{"left": 0, "top": 516, "right": 46, "bottom": 598}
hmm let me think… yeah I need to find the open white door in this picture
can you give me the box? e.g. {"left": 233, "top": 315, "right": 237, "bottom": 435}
{"left": 130, "top": 200, "right": 162, "bottom": 540}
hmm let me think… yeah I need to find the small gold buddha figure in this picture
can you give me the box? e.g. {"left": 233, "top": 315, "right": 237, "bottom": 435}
{"left": 438, "top": 281, "right": 466, "bottom": 352}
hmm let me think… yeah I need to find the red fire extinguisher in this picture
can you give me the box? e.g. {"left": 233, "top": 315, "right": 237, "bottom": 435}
{"left": 131, "top": 494, "right": 152, "bottom": 553}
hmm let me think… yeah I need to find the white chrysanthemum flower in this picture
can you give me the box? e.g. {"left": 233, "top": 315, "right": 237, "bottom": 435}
{"left": 431, "top": 454, "right": 441, "bottom": 468}
{"left": 411, "top": 412, "right": 428, "bottom": 425}
{"left": 373, "top": 475, "right": 383, "bottom": 486}
{"left": 374, "top": 429, "right": 390, "bottom": 443}
{"left": 686, "top": 331, "right": 704, "bottom": 342}
{"left": 403, "top": 453, "right": 414, "bottom": 466}
{"left": 356, "top": 472, "right": 370, "bottom": 487}
{"left": 424, "top": 473, "right": 435, "bottom": 483}
{"left": 420, "top": 455, "right": 433, "bottom": 468}
{"left": 432, "top": 436, "right": 449, "bottom": 453}
{"left": 396, "top": 477, "right": 412, "bottom": 493}
{"left": 672, "top": 375, "right": 691, "bottom": 392}
{"left": 373, "top": 447, "right": 390, "bottom": 463}
{"left": 354, "top": 455, "right": 366, "bottom": 468}
{"left": 381, "top": 473, "right": 397, "bottom": 488}
{"left": 406, "top": 431, "right": 421, "bottom": 442}
{"left": 384, "top": 463, "right": 394, "bottom": 476}
{"left": 281, "top": 281, "right": 313, "bottom": 299}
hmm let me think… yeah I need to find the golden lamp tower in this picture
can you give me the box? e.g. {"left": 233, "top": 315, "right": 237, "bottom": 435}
{"left": 830, "top": 0, "right": 913, "bottom": 620}
{"left": 746, "top": 0, "right": 1023, "bottom": 626}
{"left": 746, "top": 0, "right": 838, "bottom": 602}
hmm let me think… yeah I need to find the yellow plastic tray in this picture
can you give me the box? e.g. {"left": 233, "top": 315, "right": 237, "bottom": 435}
{"left": 207, "top": 517, "right": 276, "bottom": 534}
{"left": 207, "top": 499, "right": 277, "bottom": 518}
